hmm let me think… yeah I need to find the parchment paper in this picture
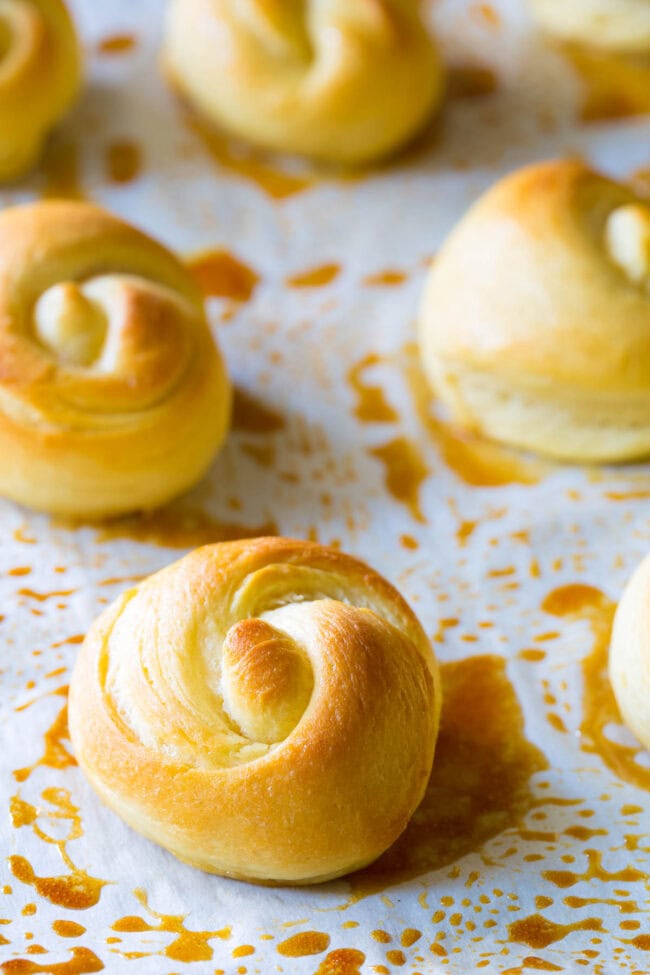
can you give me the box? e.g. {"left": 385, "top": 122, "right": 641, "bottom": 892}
{"left": 2, "top": 1, "right": 650, "bottom": 971}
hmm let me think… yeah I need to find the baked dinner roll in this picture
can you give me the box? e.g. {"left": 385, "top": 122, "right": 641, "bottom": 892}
{"left": 163, "top": 0, "right": 444, "bottom": 165}
{"left": 0, "top": 201, "right": 230, "bottom": 518}
{"left": 610, "top": 555, "right": 650, "bottom": 752}
{"left": 530, "top": 0, "right": 650, "bottom": 53}
{"left": 69, "top": 537, "right": 440, "bottom": 884}
{"left": 0, "top": 0, "right": 81, "bottom": 180}
{"left": 418, "top": 159, "right": 650, "bottom": 463}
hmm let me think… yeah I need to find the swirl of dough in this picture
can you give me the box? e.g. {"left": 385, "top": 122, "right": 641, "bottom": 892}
{"left": 0, "top": 200, "right": 231, "bottom": 517}
{"left": 0, "top": 0, "right": 81, "bottom": 180}
{"left": 69, "top": 537, "right": 440, "bottom": 884}
{"left": 610, "top": 555, "right": 650, "bottom": 751}
{"left": 418, "top": 159, "right": 650, "bottom": 463}
{"left": 163, "top": 0, "right": 444, "bottom": 165}
{"left": 530, "top": 0, "right": 650, "bottom": 53}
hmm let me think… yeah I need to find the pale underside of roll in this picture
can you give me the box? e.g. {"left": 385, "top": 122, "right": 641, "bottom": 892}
{"left": 69, "top": 538, "right": 441, "bottom": 885}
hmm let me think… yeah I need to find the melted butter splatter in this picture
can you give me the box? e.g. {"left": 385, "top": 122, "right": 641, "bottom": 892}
{"left": 13, "top": 705, "right": 75, "bottom": 782}
{"left": 543, "top": 584, "right": 650, "bottom": 791}
{"left": 369, "top": 437, "right": 430, "bottom": 523}
{"left": 347, "top": 355, "right": 398, "bottom": 424}
{"left": 232, "top": 388, "right": 285, "bottom": 434}
{"left": 95, "top": 506, "right": 277, "bottom": 549}
{"left": 182, "top": 109, "right": 312, "bottom": 201}
{"left": 509, "top": 913, "right": 604, "bottom": 949}
{"left": 402, "top": 345, "right": 545, "bottom": 487}
{"left": 348, "top": 656, "right": 547, "bottom": 897}
{"left": 313, "top": 949, "right": 365, "bottom": 975}
{"left": 188, "top": 250, "right": 259, "bottom": 302}
{"left": 286, "top": 264, "right": 340, "bottom": 288}
{"left": 111, "top": 889, "right": 230, "bottom": 963}
{"left": 277, "top": 931, "right": 330, "bottom": 957}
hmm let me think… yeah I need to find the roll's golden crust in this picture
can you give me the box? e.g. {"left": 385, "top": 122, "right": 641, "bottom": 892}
{"left": 163, "top": 0, "right": 444, "bottom": 165}
{"left": 530, "top": 0, "right": 650, "bottom": 52}
{"left": 418, "top": 160, "right": 650, "bottom": 462}
{"left": 610, "top": 555, "right": 650, "bottom": 752}
{"left": 69, "top": 538, "right": 441, "bottom": 885}
{"left": 0, "top": 201, "right": 231, "bottom": 517}
{"left": 0, "top": 0, "right": 81, "bottom": 180}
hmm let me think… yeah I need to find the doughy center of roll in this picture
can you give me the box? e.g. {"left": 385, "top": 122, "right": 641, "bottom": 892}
{"left": 221, "top": 618, "right": 313, "bottom": 744}
{"left": 34, "top": 282, "right": 107, "bottom": 367}
{"left": 605, "top": 204, "right": 650, "bottom": 285}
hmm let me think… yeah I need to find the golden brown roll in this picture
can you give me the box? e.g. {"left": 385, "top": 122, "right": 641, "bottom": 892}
{"left": 162, "top": 0, "right": 444, "bottom": 165}
{"left": 418, "top": 159, "right": 650, "bottom": 463}
{"left": 0, "top": 201, "right": 230, "bottom": 518}
{"left": 69, "top": 537, "right": 440, "bottom": 884}
{"left": 610, "top": 555, "right": 650, "bottom": 751}
{"left": 530, "top": 0, "right": 650, "bottom": 53}
{"left": 0, "top": 0, "right": 81, "bottom": 180}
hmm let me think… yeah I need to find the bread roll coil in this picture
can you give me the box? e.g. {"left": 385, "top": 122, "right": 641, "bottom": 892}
{"left": 163, "top": 0, "right": 444, "bottom": 165}
{"left": 610, "top": 555, "right": 650, "bottom": 752}
{"left": 530, "top": 0, "right": 650, "bottom": 53}
{"left": 0, "top": 0, "right": 81, "bottom": 180}
{"left": 418, "top": 159, "right": 650, "bottom": 463}
{"left": 69, "top": 537, "right": 441, "bottom": 885}
{"left": 0, "top": 201, "right": 231, "bottom": 517}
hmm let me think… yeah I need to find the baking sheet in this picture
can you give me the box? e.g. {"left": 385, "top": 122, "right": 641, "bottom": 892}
{"left": 2, "top": 0, "right": 650, "bottom": 971}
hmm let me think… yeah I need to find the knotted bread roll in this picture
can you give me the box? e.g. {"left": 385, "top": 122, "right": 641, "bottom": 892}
{"left": 0, "top": 201, "right": 230, "bottom": 517}
{"left": 418, "top": 159, "right": 650, "bottom": 463}
{"left": 163, "top": 0, "right": 444, "bottom": 165}
{"left": 0, "top": 0, "right": 81, "bottom": 180}
{"left": 610, "top": 555, "right": 650, "bottom": 752}
{"left": 69, "top": 537, "right": 440, "bottom": 884}
{"left": 530, "top": 0, "right": 650, "bottom": 53}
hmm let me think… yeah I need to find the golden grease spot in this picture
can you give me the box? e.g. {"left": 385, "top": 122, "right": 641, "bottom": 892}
{"left": 286, "top": 264, "right": 340, "bottom": 288}
{"left": 564, "top": 45, "right": 650, "bottom": 122}
{"left": 106, "top": 142, "right": 141, "bottom": 184}
{"left": 52, "top": 921, "right": 86, "bottom": 938}
{"left": 188, "top": 250, "right": 259, "bottom": 302}
{"left": 112, "top": 889, "right": 232, "bottom": 963}
{"left": 13, "top": 704, "right": 75, "bottom": 782}
{"left": 314, "top": 949, "right": 366, "bottom": 975}
{"left": 277, "top": 932, "right": 330, "bottom": 957}
{"left": 0, "top": 947, "right": 104, "bottom": 973}
{"left": 385, "top": 949, "right": 406, "bottom": 965}
{"left": 349, "top": 656, "right": 547, "bottom": 897}
{"left": 542, "top": 848, "right": 645, "bottom": 889}
{"left": 41, "top": 141, "right": 85, "bottom": 201}
{"left": 17, "top": 589, "right": 76, "bottom": 602}
{"left": 96, "top": 506, "right": 277, "bottom": 549}
{"left": 403, "top": 345, "right": 544, "bottom": 487}
{"left": 97, "top": 33, "right": 136, "bottom": 54}
{"left": 543, "top": 584, "right": 650, "bottom": 791}
{"left": 8, "top": 856, "right": 106, "bottom": 911}
{"left": 369, "top": 437, "right": 430, "bottom": 523}
{"left": 232, "top": 388, "right": 285, "bottom": 434}
{"left": 184, "top": 111, "right": 312, "bottom": 200}
{"left": 363, "top": 270, "right": 407, "bottom": 286}
{"left": 347, "top": 355, "right": 398, "bottom": 424}
{"left": 509, "top": 913, "right": 604, "bottom": 949}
